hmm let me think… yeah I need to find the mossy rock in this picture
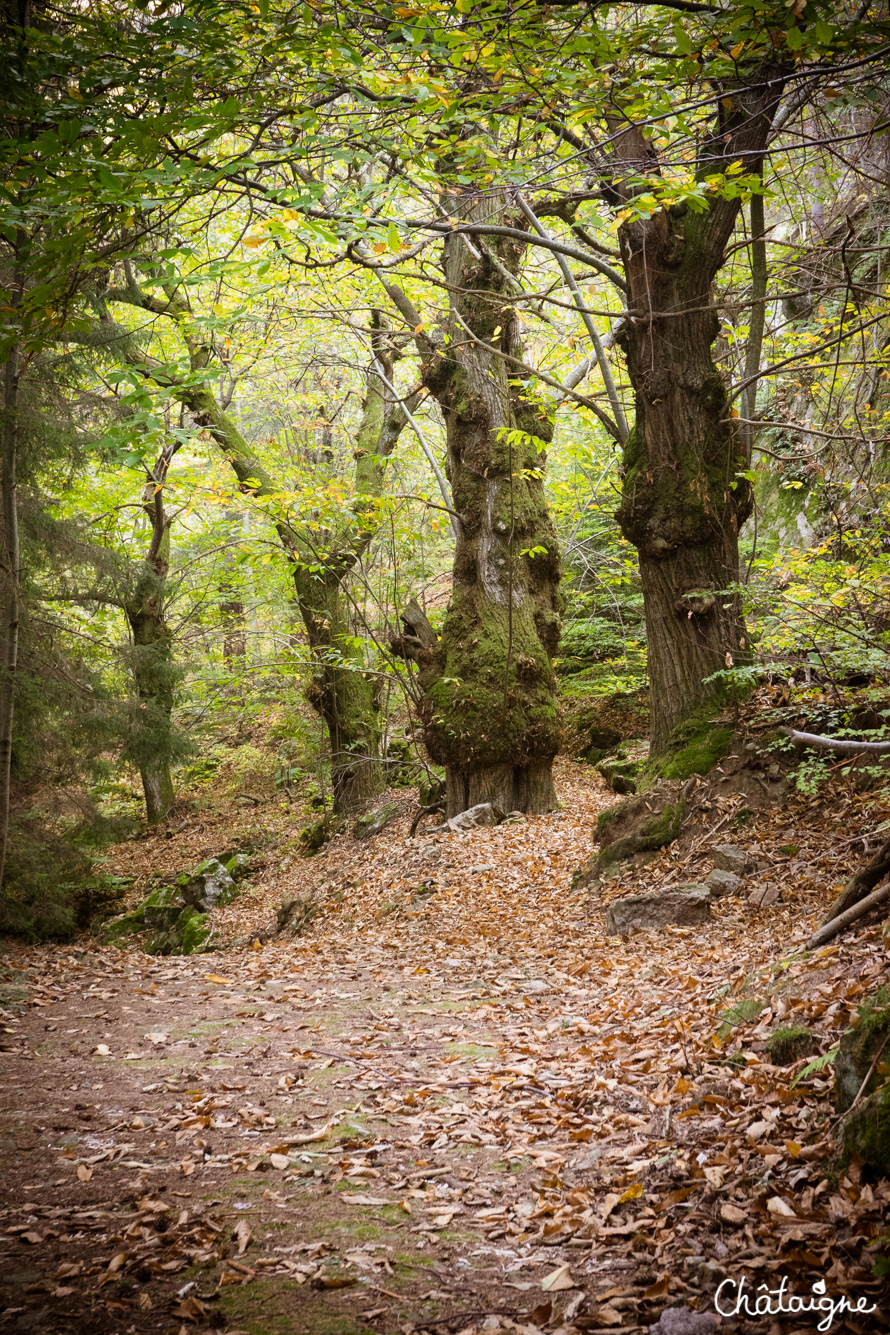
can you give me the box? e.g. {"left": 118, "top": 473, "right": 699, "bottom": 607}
{"left": 835, "top": 986, "right": 890, "bottom": 1113}
{"left": 597, "top": 754, "right": 643, "bottom": 795}
{"left": 352, "top": 801, "right": 401, "bottom": 840}
{"left": 100, "top": 909, "right": 146, "bottom": 943}
{"left": 299, "top": 816, "right": 339, "bottom": 854}
{"left": 574, "top": 782, "right": 686, "bottom": 887}
{"left": 643, "top": 715, "right": 734, "bottom": 784}
{"left": 842, "top": 1080, "right": 890, "bottom": 1178}
{"left": 146, "top": 906, "right": 212, "bottom": 956}
{"left": 767, "top": 1026, "right": 816, "bottom": 1066}
{"left": 418, "top": 773, "right": 446, "bottom": 807}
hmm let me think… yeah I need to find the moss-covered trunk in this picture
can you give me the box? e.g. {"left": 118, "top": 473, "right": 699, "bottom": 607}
{"left": 415, "top": 192, "right": 562, "bottom": 817}
{"left": 609, "top": 71, "right": 785, "bottom": 756}
{"left": 292, "top": 567, "right": 384, "bottom": 814}
{"left": 126, "top": 538, "right": 175, "bottom": 826}
{"left": 615, "top": 245, "right": 751, "bottom": 754}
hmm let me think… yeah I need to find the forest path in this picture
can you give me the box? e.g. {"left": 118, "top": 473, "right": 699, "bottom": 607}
{"left": 1, "top": 764, "right": 889, "bottom": 1335}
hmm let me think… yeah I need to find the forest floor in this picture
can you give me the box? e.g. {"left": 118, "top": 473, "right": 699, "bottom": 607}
{"left": 1, "top": 758, "right": 889, "bottom": 1335}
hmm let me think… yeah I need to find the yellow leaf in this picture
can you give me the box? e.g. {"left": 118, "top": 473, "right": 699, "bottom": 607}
{"left": 784, "top": 1139, "right": 802, "bottom": 1158}
{"left": 76, "top": 1164, "right": 92, "bottom": 1182}
{"left": 204, "top": 974, "right": 231, "bottom": 985}
{"left": 619, "top": 1182, "right": 643, "bottom": 1203}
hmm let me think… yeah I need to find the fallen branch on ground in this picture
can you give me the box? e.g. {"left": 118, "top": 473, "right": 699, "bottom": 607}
{"left": 782, "top": 727, "right": 890, "bottom": 755}
{"left": 821, "top": 833, "right": 890, "bottom": 923}
{"left": 805, "top": 878, "right": 890, "bottom": 951}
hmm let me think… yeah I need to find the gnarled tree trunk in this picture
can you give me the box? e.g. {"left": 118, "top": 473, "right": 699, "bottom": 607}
{"left": 609, "top": 69, "right": 786, "bottom": 755}
{"left": 405, "top": 191, "right": 563, "bottom": 817}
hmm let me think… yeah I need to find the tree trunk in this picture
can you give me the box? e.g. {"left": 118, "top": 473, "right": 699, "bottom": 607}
{"left": 220, "top": 510, "right": 246, "bottom": 669}
{"left": 615, "top": 260, "right": 751, "bottom": 752}
{"left": 125, "top": 474, "right": 176, "bottom": 825}
{"left": 609, "top": 72, "right": 785, "bottom": 756}
{"left": 0, "top": 331, "right": 21, "bottom": 888}
{"left": 413, "top": 191, "right": 562, "bottom": 817}
{"left": 292, "top": 567, "right": 384, "bottom": 814}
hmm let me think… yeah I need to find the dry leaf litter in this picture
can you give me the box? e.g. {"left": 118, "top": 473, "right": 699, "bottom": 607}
{"left": 0, "top": 757, "right": 888, "bottom": 1335}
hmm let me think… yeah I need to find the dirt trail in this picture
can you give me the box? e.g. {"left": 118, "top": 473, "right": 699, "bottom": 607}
{"left": 1, "top": 763, "right": 888, "bottom": 1334}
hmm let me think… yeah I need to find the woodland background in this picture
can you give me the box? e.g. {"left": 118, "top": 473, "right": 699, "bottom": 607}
{"left": 0, "top": 0, "right": 889, "bottom": 937}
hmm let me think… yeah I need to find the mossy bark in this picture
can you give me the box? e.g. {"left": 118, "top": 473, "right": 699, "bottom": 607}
{"left": 291, "top": 566, "right": 384, "bottom": 814}
{"left": 610, "top": 73, "right": 786, "bottom": 755}
{"left": 413, "top": 191, "right": 563, "bottom": 817}
{"left": 125, "top": 519, "right": 176, "bottom": 826}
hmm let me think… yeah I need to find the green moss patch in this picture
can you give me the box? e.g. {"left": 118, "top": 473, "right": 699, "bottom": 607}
{"left": 766, "top": 1026, "right": 816, "bottom": 1066}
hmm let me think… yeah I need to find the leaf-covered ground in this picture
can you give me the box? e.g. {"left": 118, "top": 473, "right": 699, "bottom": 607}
{"left": 1, "top": 759, "right": 888, "bottom": 1334}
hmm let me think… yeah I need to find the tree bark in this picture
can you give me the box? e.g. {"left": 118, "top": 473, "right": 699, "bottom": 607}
{"left": 610, "top": 70, "right": 786, "bottom": 755}
{"left": 0, "top": 329, "right": 21, "bottom": 888}
{"left": 220, "top": 510, "right": 246, "bottom": 669}
{"left": 407, "top": 190, "right": 563, "bottom": 817}
{"left": 125, "top": 451, "right": 177, "bottom": 825}
{"left": 292, "top": 566, "right": 384, "bottom": 813}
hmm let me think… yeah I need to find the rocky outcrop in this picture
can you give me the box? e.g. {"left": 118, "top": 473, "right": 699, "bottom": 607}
{"left": 575, "top": 780, "right": 688, "bottom": 888}
{"left": 101, "top": 854, "right": 244, "bottom": 955}
{"left": 604, "top": 884, "right": 711, "bottom": 936}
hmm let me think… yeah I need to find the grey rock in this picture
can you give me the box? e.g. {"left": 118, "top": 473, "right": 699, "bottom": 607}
{"left": 748, "top": 883, "right": 781, "bottom": 907}
{"left": 468, "top": 863, "right": 495, "bottom": 874}
{"left": 705, "top": 868, "right": 742, "bottom": 899}
{"left": 649, "top": 1305, "right": 716, "bottom": 1335}
{"left": 181, "top": 859, "right": 237, "bottom": 912}
{"left": 605, "top": 884, "right": 711, "bottom": 936}
{"left": 353, "top": 801, "right": 402, "bottom": 840}
{"left": 448, "top": 802, "right": 506, "bottom": 831}
{"left": 712, "top": 843, "right": 750, "bottom": 874}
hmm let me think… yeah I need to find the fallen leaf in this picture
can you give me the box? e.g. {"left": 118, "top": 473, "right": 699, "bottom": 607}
{"left": 145, "top": 1032, "right": 168, "bottom": 1045}
{"left": 343, "top": 1193, "right": 391, "bottom": 1206}
{"left": 619, "top": 1182, "right": 643, "bottom": 1203}
{"left": 282, "top": 1123, "right": 331, "bottom": 1146}
{"left": 767, "top": 1195, "right": 797, "bottom": 1218}
{"left": 541, "top": 1262, "right": 575, "bottom": 1292}
{"left": 269, "top": 1153, "right": 290, "bottom": 1170}
{"left": 720, "top": 1203, "right": 747, "bottom": 1225}
{"left": 204, "top": 975, "right": 232, "bottom": 984}
{"left": 172, "top": 1295, "right": 208, "bottom": 1321}
{"left": 234, "top": 1220, "right": 252, "bottom": 1254}
{"left": 95, "top": 1043, "right": 111, "bottom": 1056}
